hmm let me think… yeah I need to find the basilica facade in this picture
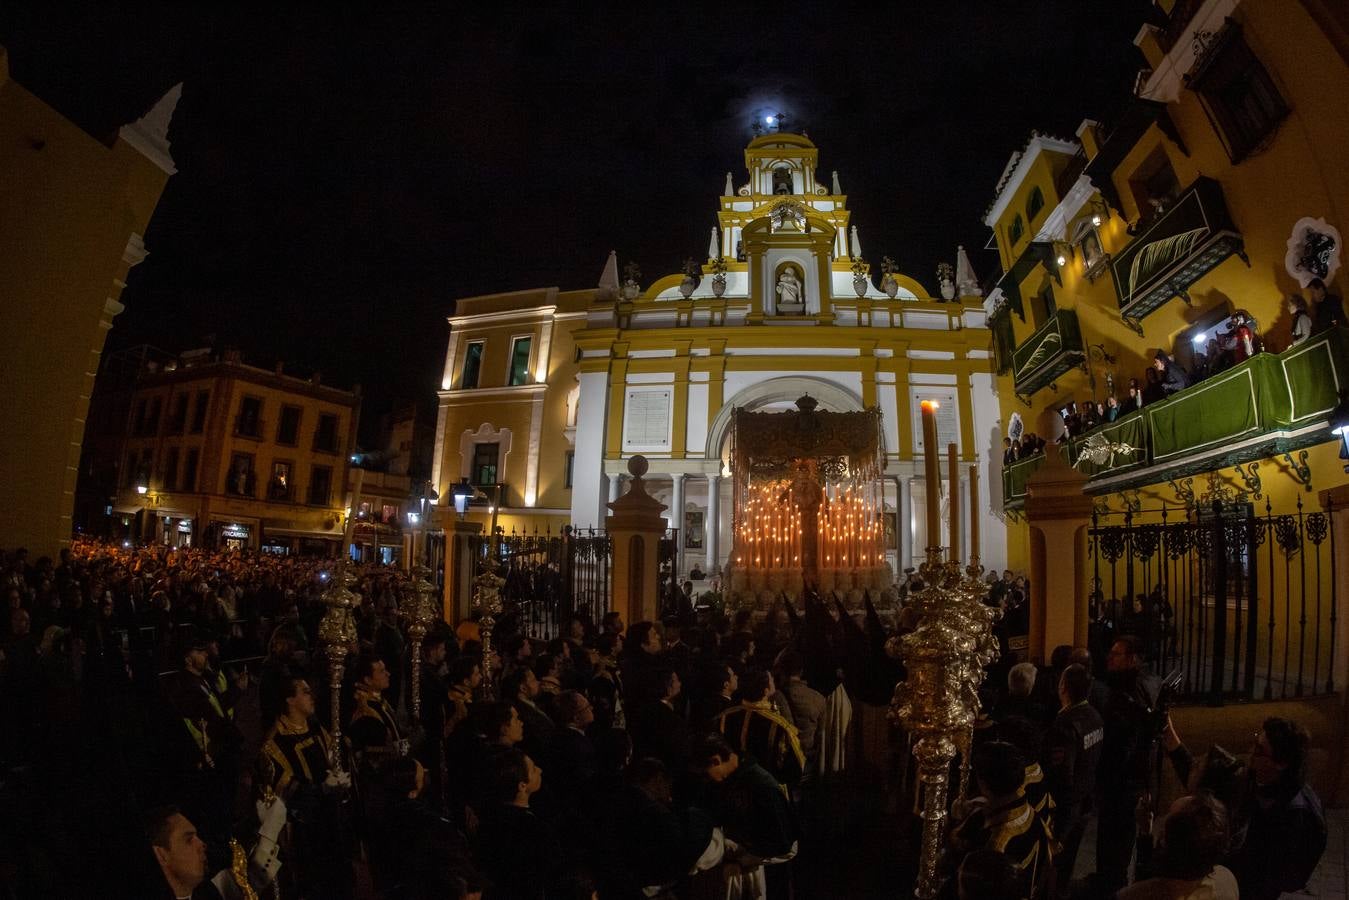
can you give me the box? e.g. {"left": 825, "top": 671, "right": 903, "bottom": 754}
{"left": 430, "top": 133, "right": 1007, "bottom": 579}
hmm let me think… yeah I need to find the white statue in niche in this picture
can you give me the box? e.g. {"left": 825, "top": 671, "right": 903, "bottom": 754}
{"left": 775, "top": 267, "right": 804, "bottom": 314}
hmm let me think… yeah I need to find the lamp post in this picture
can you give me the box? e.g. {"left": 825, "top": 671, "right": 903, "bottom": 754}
{"left": 1330, "top": 391, "right": 1349, "bottom": 472}
{"left": 451, "top": 478, "right": 474, "bottom": 520}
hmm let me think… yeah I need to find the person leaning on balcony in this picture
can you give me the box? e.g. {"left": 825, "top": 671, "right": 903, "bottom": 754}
{"left": 1152, "top": 351, "right": 1190, "bottom": 397}
{"left": 1288, "top": 294, "right": 1314, "bottom": 348}
{"left": 1310, "top": 277, "right": 1344, "bottom": 333}
{"left": 1125, "top": 378, "right": 1145, "bottom": 411}
{"left": 1080, "top": 400, "right": 1100, "bottom": 432}
{"left": 1103, "top": 396, "right": 1120, "bottom": 422}
{"left": 1193, "top": 337, "right": 1228, "bottom": 382}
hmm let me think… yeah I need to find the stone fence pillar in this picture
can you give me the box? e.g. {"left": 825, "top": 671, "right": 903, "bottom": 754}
{"left": 607, "top": 455, "right": 667, "bottom": 626}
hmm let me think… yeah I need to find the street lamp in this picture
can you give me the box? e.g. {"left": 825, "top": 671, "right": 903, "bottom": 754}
{"left": 1329, "top": 391, "right": 1349, "bottom": 471}
{"left": 451, "top": 478, "right": 474, "bottom": 519}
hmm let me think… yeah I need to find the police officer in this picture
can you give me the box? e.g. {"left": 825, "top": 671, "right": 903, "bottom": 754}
{"left": 1045, "top": 663, "right": 1104, "bottom": 886}
{"left": 1093, "top": 636, "right": 1158, "bottom": 890}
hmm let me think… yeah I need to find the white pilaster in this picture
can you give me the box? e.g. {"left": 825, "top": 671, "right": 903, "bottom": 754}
{"left": 670, "top": 473, "right": 686, "bottom": 577}
{"left": 523, "top": 395, "right": 545, "bottom": 507}
{"left": 431, "top": 398, "right": 450, "bottom": 493}
{"left": 608, "top": 474, "right": 623, "bottom": 505}
{"left": 536, "top": 318, "right": 555, "bottom": 383}
{"left": 571, "top": 371, "right": 610, "bottom": 529}
{"left": 707, "top": 474, "right": 721, "bottom": 574}
{"left": 898, "top": 475, "right": 912, "bottom": 572}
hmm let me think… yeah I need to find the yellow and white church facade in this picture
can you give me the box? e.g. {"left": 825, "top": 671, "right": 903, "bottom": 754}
{"left": 430, "top": 133, "right": 1008, "bottom": 579}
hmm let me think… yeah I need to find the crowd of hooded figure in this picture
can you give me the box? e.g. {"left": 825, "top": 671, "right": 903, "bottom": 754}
{"left": 0, "top": 539, "right": 1330, "bottom": 899}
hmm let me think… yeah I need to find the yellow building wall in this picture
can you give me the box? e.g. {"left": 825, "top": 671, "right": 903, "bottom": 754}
{"left": 988, "top": 0, "right": 1349, "bottom": 577}
{"left": 995, "top": 151, "right": 1075, "bottom": 269}
{"left": 0, "top": 52, "right": 172, "bottom": 555}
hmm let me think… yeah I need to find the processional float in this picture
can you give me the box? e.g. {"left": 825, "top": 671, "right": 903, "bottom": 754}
{"left": 725, "top": 395, "right": 892, "bottom": 607}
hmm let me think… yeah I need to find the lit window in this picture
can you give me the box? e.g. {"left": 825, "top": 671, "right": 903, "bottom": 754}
{"left": 461, "top": 341, "right": 484, "bottom": 389}
{"left": 472, "top": 443, "right": 499, "bottom": 486}
{"left": 508, "top": 337, "right": 533, "bottom": 386}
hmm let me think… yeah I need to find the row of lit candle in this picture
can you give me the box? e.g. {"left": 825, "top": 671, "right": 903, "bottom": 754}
{"left": 741, "top": 483, "right": 802, "bottom": 568}
{"left": 816, "top": 486, "right": 883, "bottom": 567}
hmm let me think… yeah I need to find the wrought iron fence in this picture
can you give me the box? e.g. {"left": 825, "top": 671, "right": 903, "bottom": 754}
{"left": 468, "top": 527, "right": 612, "bottom": 639}
{"left": 466, "top": 526, "right": 682, "bottom": 639}
{"left": 1088, "top": 497, "right": 1336, "bottom": 706}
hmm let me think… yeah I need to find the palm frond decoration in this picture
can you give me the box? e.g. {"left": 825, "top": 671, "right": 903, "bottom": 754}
{"left": 1130, "top": 227, "right": 1206, "bottom": 296}
{"left": 1016, "top": 332, "right": 1062, "bottom": 379}
{"left": 1074, "top": 432, "right": 1140, "bottom": 470}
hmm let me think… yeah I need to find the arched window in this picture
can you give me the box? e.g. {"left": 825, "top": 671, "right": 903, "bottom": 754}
{"left": 773, "top": 166, "right": 794, "bottom": 195}
{"left": 1008, "top": 214, "right": 1025, "bottom": 247}
{"left": 1026, "top": 187, "right": 1045, "bottom": 222}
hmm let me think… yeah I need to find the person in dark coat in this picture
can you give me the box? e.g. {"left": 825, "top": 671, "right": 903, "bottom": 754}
{"left": 501, "top": 667, "right": 555, "bottom": 764}
{"left": 690, "top": 732, "right": 799, "bottom": 863}
{"left": 600, "top": 757, "right": 718, "bottom": 898}
{"left": 475, "top": 749, "right": 562, "bottom": 900}
{"left": 545, "top": 690, "right": 597, "bottom": 805}
{"left": 372, "top": 605, "right": 405, "bottom": 712}
{"left": 629, "top": 667, "right": 691, "bottom": 777}
{"left": 1162, "top": 716, "right": 1327, "bottom": 900}
{"left": 1094, "top": 636, "right": 1159, "bottom": 891}
{"left": 620, "top": 620, "right": 664, "bottom": 709}
{"left": 690, "top": 660, "right": 738, "bottom": 728}
{"left": 1311, "top": 277, "right": 1344, "bottom": 333}
{"left": 1044, "top": 664, "right": 1104, "bottom": 885}
{"left": 1153, "top": 351, "right": 1190, "bottom": 396}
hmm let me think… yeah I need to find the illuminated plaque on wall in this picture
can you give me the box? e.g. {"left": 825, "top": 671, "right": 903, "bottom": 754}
{"left": 624, "top": 389, "right": 672, "bottom": 450}
{"left": 909, "top": 388, "right": 959, "bottom": 455}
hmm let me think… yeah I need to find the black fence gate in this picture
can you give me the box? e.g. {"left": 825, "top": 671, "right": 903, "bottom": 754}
{"left": 468, "top": 527, "right": 612, "bottom": 639}
{"left": 1088, "top": 497, "right": 1336, "bottom": 706}
{"left": 466, "top": 526, "right": 682, "bottom": 639}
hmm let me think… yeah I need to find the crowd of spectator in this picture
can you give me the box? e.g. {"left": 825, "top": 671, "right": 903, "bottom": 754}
{"left": 1000, "top": 279, "right": 1344, "bottom": 463}
{"left": 0, "top": 539, "right": 1330, "bottom": 899}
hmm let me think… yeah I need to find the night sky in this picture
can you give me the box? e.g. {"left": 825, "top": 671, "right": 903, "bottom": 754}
{"left": 4, "top": 2, "right": 1154, "bottom": 444}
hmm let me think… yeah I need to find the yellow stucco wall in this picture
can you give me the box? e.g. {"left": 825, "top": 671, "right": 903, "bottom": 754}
{"left": 987, "top": 2, "right": 1349, "bottom": 578}
{"left": 0, "top": 52, "right": 172, "bottom": 555}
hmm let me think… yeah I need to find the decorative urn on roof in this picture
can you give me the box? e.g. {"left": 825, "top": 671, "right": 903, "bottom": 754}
{"left": 679, "top": 257, "right": 700, "bottom": 299}
{"left": 881, "top": 256, "right": 899, "bottom": 299}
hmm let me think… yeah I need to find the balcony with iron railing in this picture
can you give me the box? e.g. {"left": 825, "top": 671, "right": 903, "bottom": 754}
{"left": 1011, "top": 308, "right": 1086, "bottom": 401}
{"left": 1003, "top": 327, "right": 1349, "bottom": 509}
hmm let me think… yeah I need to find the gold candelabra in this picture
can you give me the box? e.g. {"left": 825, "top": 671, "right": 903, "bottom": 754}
{"left": 891, "top": 548, "right": 1001, "bottom": 899}
{"left": 317, "top": 565, "right": 360, "bottom": 776}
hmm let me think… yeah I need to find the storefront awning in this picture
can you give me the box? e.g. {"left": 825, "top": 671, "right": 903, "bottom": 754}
{"left": 112, "top": 504, "right": 143, "bottom": 515}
